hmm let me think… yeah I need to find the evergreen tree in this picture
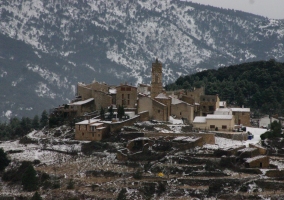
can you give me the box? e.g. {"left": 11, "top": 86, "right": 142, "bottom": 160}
{"left": 108, "top": 106, "right": 114, "bottom": 120}
{"left": 22, "top": 165, "right": 38, "bottom": 191}
{"left": 0, "top": 148, "right": 10, "bottom": 171}
{"left": 117, "top": 105, "right": 125, "bottom": 120}
{"left": 100, "top": 107, "right": 105, "bottom": 120}
{"left": 32, "top": 115, "right": 40, "bottom": 129}
{"left": 40, "top": 110, "right": 49, "bottom": 128}
{"left": 117, "top": 188, "right": 127, "bottom": 200}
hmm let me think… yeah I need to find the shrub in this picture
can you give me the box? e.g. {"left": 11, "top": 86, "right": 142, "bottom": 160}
{"left": 67, "top": 179, "right": 75, "bottom": 190}
{"left": 133, "top": 169, "right": 143, "bottom": 180}
{"left": 0, "top": 148, "right": 10, "bottom": 171}
{"left": 31, "top": 191, "right": 42, "bottom": 200}
{"left": 22, "top": 165, "right": 38, "bottom": 191}
{"left": 117, "top": 188, "right": 127, "bottom": 200}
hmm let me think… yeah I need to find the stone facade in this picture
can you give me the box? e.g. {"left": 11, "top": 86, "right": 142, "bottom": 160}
{"left": 232, "top": 108, "right": 250, "bottom": 126}
{"left": 75, "top": 119, "right": 106, "bottom": 141}
{"left": 200, "top": 95, "right": 220, "bottom": 116}
{"left": 116, "top": 84, "right": 137, "bottom": 108}
{"left": 155, "top": 93, "right": 171, "bottom": 121}
{"left": 186, "top": 87, "right": 205, "bottom": 103}
{"left": 171, "top": 100, "right": 194, "bottom": 123}
{"left": 92, "top": 90, "right": 112, "bottom": 111}
{"left": 151, "top": 59, "right": 163, "bottom": 99}
{"left": 245, "top": 156, "right": 269, "bottom": 168}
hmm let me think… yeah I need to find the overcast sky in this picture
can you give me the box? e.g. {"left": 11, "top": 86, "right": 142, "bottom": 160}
{"left": 187, "top": 0, "right": 284, "bottom": 19}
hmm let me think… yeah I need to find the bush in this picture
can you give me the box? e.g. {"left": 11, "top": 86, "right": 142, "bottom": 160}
{"left": 0, "top": 148, "right": 10, "bottom": 171}
{"left": 67, "top": 179, "right": 75, "bottom": 189}
{"left": 2, "top": 161, "right": 32, "bottom": 183}
{"left": 117, "top": 188, "right": 127, "bottom": 200}
{"left": 133, "top": 169, "right": 143, "bottom": 180}
{"left": 22, "top": 165, "right": 38, "bottom": 191}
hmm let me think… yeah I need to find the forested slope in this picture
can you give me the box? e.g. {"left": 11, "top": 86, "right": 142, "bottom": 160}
{"left": 166, "top": 60, "right": 284, "bottom": 115}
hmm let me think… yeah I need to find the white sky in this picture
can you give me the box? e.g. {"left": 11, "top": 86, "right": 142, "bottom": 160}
{"left": 187, "top": 0, "right": 284, "bottom": 19}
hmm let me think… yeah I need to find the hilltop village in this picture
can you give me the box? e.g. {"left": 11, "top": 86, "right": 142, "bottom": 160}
{"left": 51, "top": 59, "right": 251, "bottom": 142}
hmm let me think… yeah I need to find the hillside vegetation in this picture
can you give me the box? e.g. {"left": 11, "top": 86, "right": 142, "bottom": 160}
{"left": 166, "top": 60, "right": 284, "bottom": 115}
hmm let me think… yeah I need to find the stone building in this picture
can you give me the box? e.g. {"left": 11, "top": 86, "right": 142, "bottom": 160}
{"left": 199, "top": 94, "right": 220, "bottom": 116}
{"left": 151, "top": 59, "right": 163, "bottom": 99}
{"left": 116, "top": 84, "right": 137, "bottom": 108}
{"left": 185, "top": 87, "right": 205, "bottom": 103}
{"left": 245, "top": 156, "right": 269, "bottom": 168}
{"left": 231, "top": 108, "right": 250, "bottom": 126}
{"left": 75, "top": 118, "right": 107, "bottom": 141}
{"left": 193, "top": 114, "right": 235, "bottom": 131}
{"left": 171, "top": 97, "right": 194, "bottom": 123}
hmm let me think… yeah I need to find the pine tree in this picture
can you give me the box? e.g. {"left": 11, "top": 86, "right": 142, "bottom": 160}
{"left": 22, "top": 165, "right": 38, "bottom": 191}
{"left": 100, "top": 107, "right": 105, "bottom": 120}
{"left": 32, "top": 115, "right": 40, "bottom": 129}
{"left": 0, "top": 148, "right": 10, "bottom": 171}
{"left": 40, "top": 110, "right": 49, "bottom": 128}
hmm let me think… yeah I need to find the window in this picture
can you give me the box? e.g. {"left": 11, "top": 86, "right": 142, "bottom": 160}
{"left": 98, "top": 134, "right": 101, "bottom": 137}
{"left": 128, "top": 94, "right": 130, "bottom": 99}
{"left": 121, "top": 87, "right": 125, "bottom": 91}
{"left": 180, "top": 112, "right": 182, "bottom": 115}
{"left": 209, "top": 106, "right": 214, "bottom": 111}
{"left": 126, "top": 87, "right": 131, "bottom": 91}
{"left": 242, "top": 112, "right": 245, "bottom": 115}
{"left": 82, "top": 133, "right": 84, "bottom": 136}
{"left": 158, "top": 110, "right": 160, "bottom": 113}
{"left": 222, "top": 125, "right": 227, "bottom": 129}
{"left": 210, "top": 125, "right": 215, "bottom": 129}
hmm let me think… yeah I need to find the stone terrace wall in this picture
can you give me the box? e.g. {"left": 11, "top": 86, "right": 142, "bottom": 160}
{"left": 144, "top": 132, "right": 215, "bottom": 145}
{"left": 212, "top": 131, "right": 248, "bottom": 141}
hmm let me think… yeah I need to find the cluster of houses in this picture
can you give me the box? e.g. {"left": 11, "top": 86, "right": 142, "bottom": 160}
{"left": 51, "top": 59, "right": 251, "bottom": 142}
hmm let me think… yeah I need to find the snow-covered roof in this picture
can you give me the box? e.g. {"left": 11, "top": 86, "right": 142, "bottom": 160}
{"left": 69, "top": 98, "right": 94, "bottom": 106}
{"left": 90, "top": 123, "right": 104, "bottom": 127}
{"left": 193, "top": 116, "right": 207, "bottom": 123}
{"left": 109, "top": 88, "right": 117, "bottom": 94}
{"left": 155, "top": 93, "right": 170, "bottom": 99}
{"left": 96, "top": 127, "right": 106, "bottom": 130}
{"left": 206, "top": 114, "right": 233, "bottom": 120}
{"left": 231, "top": 108, "right": 250, "bottom": 112}
{"left": 75, "top": 118, "right": 100, "bottom": 125}
{"left": 214, "top": 108, "right": 232, "bottom": 115}
{"left": 245, "top": 155, "right": 268, "bottom": 163}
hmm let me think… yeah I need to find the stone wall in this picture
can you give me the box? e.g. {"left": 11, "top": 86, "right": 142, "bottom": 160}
{"left": 213, "top": 131, "right": 248, "bottom": 141}
{"left": 138, "top": 111, "right": 149, "bottom": 121}
{"left": 107, "top": 115, "right": 140, "bottom": 132}
{"left": 144, "top": 132, "right": 215, "bottom": 145}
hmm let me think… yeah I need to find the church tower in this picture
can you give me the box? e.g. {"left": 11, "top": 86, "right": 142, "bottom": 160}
{"left": 151, "top": 58, "right": 163, "bottom": 99}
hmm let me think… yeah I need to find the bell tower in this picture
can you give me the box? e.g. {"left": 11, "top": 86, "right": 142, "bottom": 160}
{"left": 151, "top": 58, "right": 163, "bottom": 99}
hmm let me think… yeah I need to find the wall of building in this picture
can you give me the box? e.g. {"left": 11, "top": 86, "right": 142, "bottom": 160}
{"left": 77, "top": 84, "right": 92, "bottom": 100}
{"left": 233, "top": 111, "right": 250, "bottom": 126}
{"left": 152, "top": 100, "right": 167, "bottom": 121}
{"left": 200, "top": 95, "right": 220, "bottom": 116}
{"left": 171, "top": 103, "right": 194, "bottom": 123}
{"left": 186, "top": 87, "right": 205, "bottom": 103}
{"left": 155, "top": 97, "right": 171, "bottom": 120}
{"left": 138, "top": 111, "right": 150, "bottom": 121}
{"left": 92, "top": 90, "right": 112, "bottom": 111}
{"left": 116, "top": 85, "right": 137, "bottom": 108}
{"left": 88, "top": 82, "right": 109, "bottom": 93}
{"left": 193, "top": 118, "right": 234, "bottom": 131}
{"left": 108, "top": 115, "right": 140, "bottom": 132}
{"left": 181, "top": 95, "right": 195, "bottom": 105}
{"left": 138, "top": 96, "right": 153, "bottom": 117}
{"left": 245, "top": 156, "right": 269, "bottom": 168}
{"left": 75, "top": 124, "right": 105, "bottom": 141}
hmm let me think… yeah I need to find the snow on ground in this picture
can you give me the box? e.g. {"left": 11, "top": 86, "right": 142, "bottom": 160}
{"left": 204, "top": 127, "right": 268, "bottom": 149}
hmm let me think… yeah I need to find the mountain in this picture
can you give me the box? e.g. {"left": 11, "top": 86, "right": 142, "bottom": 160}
{"left": 0, "top": 0, "right": 284, "bottom": 121}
